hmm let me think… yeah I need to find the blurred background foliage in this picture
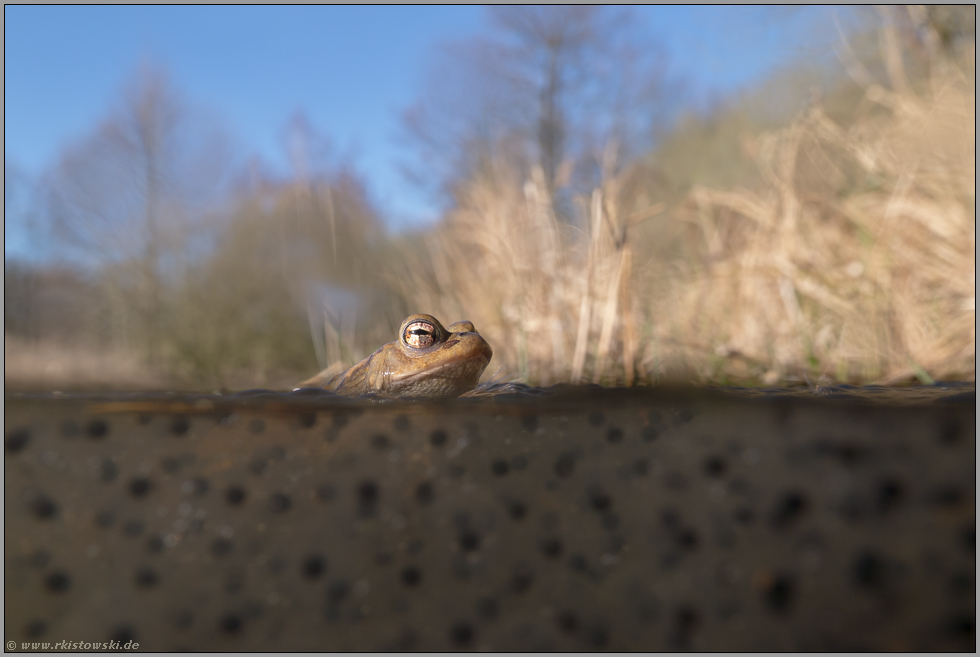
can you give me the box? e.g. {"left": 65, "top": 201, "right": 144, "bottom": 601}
{"left": 5, "top": 5, "right": 975, "bottom": 390}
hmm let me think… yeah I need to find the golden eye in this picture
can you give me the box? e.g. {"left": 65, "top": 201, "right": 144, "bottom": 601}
{"left": 403, "top": 321, "right": 436, "bottom": 348}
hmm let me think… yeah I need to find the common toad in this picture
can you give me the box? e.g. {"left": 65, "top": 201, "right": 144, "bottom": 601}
{"left": 298, "top": 314, "right": 493, "bottom": 398}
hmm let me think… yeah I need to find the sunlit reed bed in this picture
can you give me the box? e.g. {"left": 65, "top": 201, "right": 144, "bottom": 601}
{"left": 392, "top": 61, "right": 974, "bottom": 389}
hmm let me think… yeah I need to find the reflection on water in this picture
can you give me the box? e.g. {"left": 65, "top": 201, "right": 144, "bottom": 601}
{"left": 6, "top": 381, "right": 975, "bottom": 408}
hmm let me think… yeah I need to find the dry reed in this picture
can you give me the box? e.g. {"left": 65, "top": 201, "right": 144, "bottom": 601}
{"left": 666, "top": 64, "right": 975, "bottom": 384}
{"left": 399, "top": 57, "right": 975, "bottom": 386}
{"left": 396, "top": 148, "right": 663, "bottom": 387}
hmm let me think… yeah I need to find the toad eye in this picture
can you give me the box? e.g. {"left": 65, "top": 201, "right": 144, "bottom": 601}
{"left": 403, "top": 321, "right": 437, "bottom": 349}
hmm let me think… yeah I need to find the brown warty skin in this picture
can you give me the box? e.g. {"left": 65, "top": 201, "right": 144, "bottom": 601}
{"left": 298, "top": 314, "right": 493, "bottom": 398}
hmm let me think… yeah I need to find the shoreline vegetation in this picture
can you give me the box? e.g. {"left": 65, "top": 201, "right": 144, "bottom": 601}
{"left": 5, "top": 8, "right": 975, "bottom": 392}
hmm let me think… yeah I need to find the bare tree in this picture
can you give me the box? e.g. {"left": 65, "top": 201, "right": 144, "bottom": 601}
{"left": 401, "top": 6, "right": 676, "bottom": 210}
{"left": 43, "top": 64, "right": 233, "bottom": 360}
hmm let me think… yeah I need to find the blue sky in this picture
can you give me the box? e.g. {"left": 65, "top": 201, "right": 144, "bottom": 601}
{"left": 5, "top": 5, "right": 850, "bottom": 257}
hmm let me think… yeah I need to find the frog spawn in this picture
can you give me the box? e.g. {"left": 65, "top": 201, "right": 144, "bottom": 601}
{"left": 3, "top": 387, "right": 975, "bottom": 650}
{"left": 300, "top": 314, "right": 493, "bottom": 397}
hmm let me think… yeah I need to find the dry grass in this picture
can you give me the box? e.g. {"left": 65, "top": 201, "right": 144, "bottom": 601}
{"left": 399, "top": 59, "right": 975, "bottom": 386}
{"left": 3, "top": 333, "right": 314, "bottom": 392}
{"left": 3, "top": 334, "right": 167, "bottom": 391}
{"left": 668, "top": 65, "right": 975, "bottom": 384}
